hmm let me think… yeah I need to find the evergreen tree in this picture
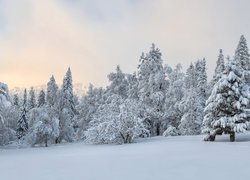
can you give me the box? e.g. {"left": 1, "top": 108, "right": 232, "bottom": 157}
{"left": 57, "top": 67, "right": 76, "bottom": 143}
{"left": 28, "top": 87, "right": 36, "bottom": 110}
{"left": 106, "top": 65, "right": 129, "bottom": 98}
{"left": 37, "top": 90, "right": 46, "bottom": 107}
{"left": 164, "top": 64, "right": 184, "bottom": 131}
{"left": 137, "top": 44, "right": 167, "bottom": 136}
{"left": 46, "top": 75, "right": 58, "bottom": 108}
{"left": 214, "top": 49, "right": 225, "bottom": 82}
{"left": 75, "top": 84, "right": 104, "bottom": 140}
{"left": 202, "top": 60, "right": 250, "bottom": 141}
{"left": 23, "top": 89, "right": 27, "bottom": 108}
{"left": 13, "top": 94, "right": 19, "bottom": 107}
{"left": 234, "top": 35, "right": 250, "bottom": 71}
{"left": 16, "top": 107, "right": 28, "bottom": 139}
{"left": 195, "top": 59, "right": 208, "bottom": 107}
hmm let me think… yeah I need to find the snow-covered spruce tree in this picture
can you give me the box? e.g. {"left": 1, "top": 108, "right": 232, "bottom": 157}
{"left": 28, "top": 87, "right": 36, "bottom": 110}
{"left": 177, "top": 63, "right": 204, "bottom": 135}
{"left": 127, "top": 72, "right": 139, "bottom": 100}
{"left": 202, "top": 60, "right": 250, "bottom": 142}
{"left": 137, "top": 44, "right": 167, "bottom": 136}
{"left": 85, "top": 95, "right": 148, "bottom": 144}
{"left": 178, "top": 88, "right": 203, "bottom": 135}
{"left": 56, "top": 68, "right": 76, "bottom": 143}
{"left": 37, "top": 90, "right": 46, "bottom": 107}
{"left": 195, "top": 59, "right": 208, "bottom": 107}
{"left": 234, "top": 35, "right": 250, "bottom": 71}
{"left": 13, "top": 94, "right": 20, "bottom": 107}
{"left": 16, "top": 107, "right": 28, "bottom": 139}
{"left": 75, "top": 84, "right": 104, "bottom": 140}
{"left": 163, "top": 64, "right": 184, "bottom": 134}
{"left": 106, "top": 65, "right": 129, "bottom": 99}
{"left": 46, "top": 75, "right": 58, "bottom": 108}
{"left": 16, "top": 89, "right": 29, "bottom": 139}
{"left": 213, "top": 49, "right": 225, "bottom": 85}
{"left": 26, "top": 107, "right": 59, "bottom": 147}
{"left": 22, "top": 89, "right": 27, "bottom": 108}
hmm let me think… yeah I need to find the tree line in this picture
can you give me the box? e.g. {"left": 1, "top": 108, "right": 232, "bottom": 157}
{"left": 0, "top": 35, "right": 250, "bottom": 146}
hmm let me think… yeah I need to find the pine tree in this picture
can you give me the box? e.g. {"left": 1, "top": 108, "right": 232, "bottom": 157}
{"left": 164, "top": 64, "right": 184, "bottom": 132}
{"left": 37, "top": 90, "right": 46, "bottom": 107}
{"left": 137, "top": 44, "right": 167, "bottom": 136}
{"left": 202, "top": 60, "right": 250, "bottom": 141}
{"left": 23, "top": 89, "right": 27, "bottom": 108}
{"left": 214, "top": 49, "right": 225, "bottom": 82}
{"left": 46, "top": 75, "right": 58, "bottom": 108}
{"left": 234, "top": 35, "right": 250, "bottom": 71}
{"left": 178, "top": 63, "right": 204, "bottom": 135}
{"left": 195, "top": 59, "right": 208, "bottom": 107}
{"left": 28, "top": 87, "right": 36, "bottom": 110}
{"left": 106, "top": 65, "right": 129, "bottom": 98}
{"left": 57, "top": 67, "right": 76, "bottom": 143}
{"left": 16, "top": 107, "right": 28, "bottom": 139}
{"left": 13, "top": 94, "right": 19, "bottom": 107}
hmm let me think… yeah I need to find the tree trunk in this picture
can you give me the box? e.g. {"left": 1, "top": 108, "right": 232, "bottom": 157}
{"left": 230, "top": 132, "right": 235, "bottom": 142}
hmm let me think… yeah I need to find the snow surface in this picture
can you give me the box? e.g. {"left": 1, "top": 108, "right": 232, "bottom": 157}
{"left": 1, "top": 134, "right": 250, "bottom": 180}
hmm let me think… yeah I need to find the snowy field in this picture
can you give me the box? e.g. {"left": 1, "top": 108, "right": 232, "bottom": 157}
{"left": 1, "top": 134, "right": 250, "bottom": 180}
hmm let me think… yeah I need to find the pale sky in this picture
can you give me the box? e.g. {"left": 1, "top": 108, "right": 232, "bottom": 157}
{"left": 1, "top": 0, "right": 250, "bottom": 89}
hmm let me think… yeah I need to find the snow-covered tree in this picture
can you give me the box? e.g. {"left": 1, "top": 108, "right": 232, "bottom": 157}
{"left": 13, "top": 94, "right": 19, "bottom": 107}
{"left": 85, "top": 96, "right": 148, "bottom": 144}
{"left": 178, "top": 88, "right": 203, "bottom": 135}
{"left": 22, "top": 89, "right": 27, "bottom": 108}
{"left": 26, "top": 108, "right": 59, "bottom": 147}
{"left": 28, "top": 87, "right": 36, "bottom": 110}
{"left": 46, "top": 75, "right": 58, "bottom": 108}
{"left": 106, "top": 65, "right": 129, "bottom": 98}
{"left": 56, "top": 68, "right": 76, "bottom": 143}
{"left": 164, "top": 64, "right": 184, "bottom": 130}
{"left": 137, "top": 44, "right": 167, "bottom": 136}
{"left": 0, "top": 115, "right": 16, "bottom": 146}
{"left": 214, "top": 49, "right": 225, "bottom": 83}
{"left": 234, "top": 35, "right": 250, "bottom": 71}
{"left": 75, "top": 84, "right": 104, "bottom": 140}
{"left": 16, "top": 108, "right": 28, "bottom": 139}
{"left": 37, "top": 90, "right": 46, "bottom": 107}
{"left": 195, "top": 59, "right": 208, "bottom": 107}
{"left": 202, "top": 60, "right": 250, "bottom": 141}
{"left": 127, "top": 73, "right": 139, "bottom": 100}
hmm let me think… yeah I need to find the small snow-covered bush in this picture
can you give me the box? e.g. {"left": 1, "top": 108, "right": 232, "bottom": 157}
{"left": 163, "top": 125, "right": 179, "bottom": 137}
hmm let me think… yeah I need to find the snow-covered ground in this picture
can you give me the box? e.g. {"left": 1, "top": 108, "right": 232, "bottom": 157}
{"left": 1, "top": 134, "right": 250, "bottom": 180}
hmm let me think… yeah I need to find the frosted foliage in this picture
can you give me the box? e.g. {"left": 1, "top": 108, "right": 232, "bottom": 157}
{"left": 235, "top": 35, "right": 250, "bottom": 71}
{"left": 17, "top": 108, "right": 28, "bottom": 139}
{"left": 0, "top": 115, "right": 16, "bottom": 146}
{"left": 28, "top": 87, "right": 36, "bottom": 110}
{"left": 137, "top": 44, "right": 167, "bottom": 136}
{"left": 0, "top": 82, "right": 11, "bottom": 107}
{"left": 163, "top": 125, "right": 179, "bottom": 136}
{"left": 107, "top": 65, "right": 129, "bottom": 98}
{"left": 164, "top": 64, "right": 184, "bottom": 128}
{"left": 178, "top": 89, "right": 203, "bottom": 135}
{"left": 85, "top": 96, "right": 148, "bottom": 144}
{"left": 75, "top": 84, "right": 104, "bottom": 139}
{"left": 46, "top": 75, "right": 58, "bottom": 107}
{"left": 203, "top": 60, "right": 250, "bottom": 136}
{"left": 26, "top": 108, "right": 59, "bottom": 147}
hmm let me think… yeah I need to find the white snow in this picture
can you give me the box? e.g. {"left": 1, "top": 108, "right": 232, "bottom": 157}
{"left": 1, "top": 134, "right": 250, "bottom": 180}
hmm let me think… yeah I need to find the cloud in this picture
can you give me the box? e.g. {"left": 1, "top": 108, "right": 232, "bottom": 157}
{"left": 1, "top": 0, "right": 250, "bottom": 89}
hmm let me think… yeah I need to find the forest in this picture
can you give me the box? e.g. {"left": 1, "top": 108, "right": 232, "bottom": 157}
{"left": 0, "top": 35, "right": 250, "bottom": 147}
